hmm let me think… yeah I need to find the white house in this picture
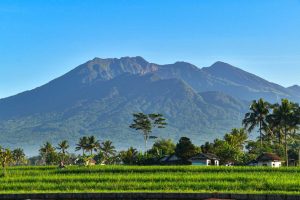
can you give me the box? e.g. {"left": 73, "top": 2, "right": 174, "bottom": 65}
{"left": 189, "top": 153, "right": 220, "bottom": 166}
{"left": 256, "top": 153, "right": 282, "bottom": 167}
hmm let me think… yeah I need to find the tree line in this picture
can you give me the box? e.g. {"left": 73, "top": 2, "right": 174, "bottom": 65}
{"left": 243, "top": 98, "right": 300, "bottom": 166}
{"left": 1, "top": 99, "right": 300, "bottom": 176}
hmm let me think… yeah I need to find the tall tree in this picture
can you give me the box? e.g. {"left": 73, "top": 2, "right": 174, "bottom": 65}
{"left": 57, "top": 140, "right": 70, "bottom": 164}
{"left": 75, "top": 136, "right": 88, "bottom": 156}
{"left": 86, "top": 136, "right": 100, "bottom": 156}
{"left": 271, "top": 99, "right": 299, "bottom": 166}
{"left": 100, "top": 140, "right": 116, "bottom": 164}
{"left": 175, "top": 137, "right": 197, "bottom": 162}
{"left": 39, "top": 142, "right": 58, "bottom": 165}
{"left": 243, "top": 98, "right": 270, "bottom": 150}
{"left": 264, "top": 115, "right": 283, "bottom": 144}
{"left": 130, "top": 113, "right": 167, "bottom": 151}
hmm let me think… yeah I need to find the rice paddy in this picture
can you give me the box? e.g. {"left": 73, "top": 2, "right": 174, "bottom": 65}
{"left": 1, "top": 166, "right": 300, "bottom": 194}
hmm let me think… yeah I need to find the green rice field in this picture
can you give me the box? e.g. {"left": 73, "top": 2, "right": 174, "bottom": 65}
{"left": 1, "top": 166, "right": 300, "bottom": 194}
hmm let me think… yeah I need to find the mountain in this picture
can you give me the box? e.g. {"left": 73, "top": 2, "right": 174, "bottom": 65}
{"left": 156, "top": 61, "right": 297, "bottom": 102}
{"left": 201, "top": 61, "right": 295, "bottom": 101}
{"left": 0, "top": 57, "right": 298, "bottom": 155}
{"left": 287, "top": 85, "right": 300, "bottom": 98}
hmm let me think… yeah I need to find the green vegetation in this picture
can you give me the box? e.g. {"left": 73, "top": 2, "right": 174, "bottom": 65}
{"left": 243, "top": 98, "right": 300, "bottom": 166}
{"left": 129, "top": 113, "right": 167, "bottom": 150}
{"left": 175, "top": 137, "right": 198, "bottom": 162}
{"left": 1, "top": 165, "right": 300, "bottom": 194}
{"left": 1, "top": 105, "right": 300, "bottom": 169}
{"left": 0, "top": 102, "right": 300, "bottom": 195}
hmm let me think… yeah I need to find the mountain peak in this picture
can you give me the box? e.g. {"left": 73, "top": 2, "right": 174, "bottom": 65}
{"left": 120, "top": 56, "right": 150, "bottom": 66}
{"left": 89, "top": 56, "right": 148, "bottom": 64}
{"left": 210, "top": 61, "right": 236, "bottom": 69}
{"left": 68, "top": 56, "right": 157, "bottom": 83}
{"left": 288, "top": 85, "right": 300, "bottom": 89}
{"left": 287, "top": 85, "right": 300, "bottom": 96}
{"left": 172, "top": 61, "right": 199, "bottom": 70}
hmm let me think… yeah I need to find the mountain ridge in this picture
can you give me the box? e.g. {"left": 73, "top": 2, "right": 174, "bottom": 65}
{"left": 0, "top": 56, "right": 299, "bottom": 154}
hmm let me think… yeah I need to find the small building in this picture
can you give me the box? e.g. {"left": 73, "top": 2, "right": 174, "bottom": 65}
{"left": 85, "top": 158, "right": 97, "bottom": 166}
{"left": 247, "top": 160, "right": 258, "bottom": 166}
{"left": 159, "top": 154, "right": 182, "bottom": 165}
{"left": 189, "top": 153, "right": 220, "bottom": 166}
{"left": 256, "top": 153, "right": 282, "bottom": 167}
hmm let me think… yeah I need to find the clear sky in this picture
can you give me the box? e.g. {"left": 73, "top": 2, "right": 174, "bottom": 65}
{"left": 1, "top": 0, "right": 300, "bottom": 98}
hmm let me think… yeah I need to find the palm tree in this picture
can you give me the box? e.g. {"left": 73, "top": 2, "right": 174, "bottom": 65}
{"left": 100, "top": 140, "right": 116, "bottom": 164}
{"left": 271, "top": 99, "right": 298, "bottom": 166}
{"left": 39, "top": 142, "right": 55, "bottom": 156}
{"left": 75, "top": 136, "right": 88, "bottom": 156}
{"left": 119, "top": 147, "right": 138, "bottom": 165}
{"left": 39, "top": 142, "right": 56, "bottom": 165}
{"left": 57, "top": 140, "right": 69, "bottom": 163}
{"left": 224, "top": 128, "right": 248, "bottom": 151}
{"left": 243, "top": 98, "right": 270, "bottom": 150}
{"left": 86, "top": 136, "right": 100, "bottom": 156}
{"left": 264, "top": 115, "right": 283, "bottom": 144}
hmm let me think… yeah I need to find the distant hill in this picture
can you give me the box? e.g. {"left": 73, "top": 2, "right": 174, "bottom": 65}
{"left": 0, "top": 57, "right": 298, "bottom": 155}
{"left": 287, "top": 85, "right": 300, "bottom": 98}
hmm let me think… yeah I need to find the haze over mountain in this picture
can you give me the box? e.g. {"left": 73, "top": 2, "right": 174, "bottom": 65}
{"left": 0, "top": 56, "right": 299, "bottom": 155}
{"left": 287, "top": 85, "right": 300, "bottom": 97}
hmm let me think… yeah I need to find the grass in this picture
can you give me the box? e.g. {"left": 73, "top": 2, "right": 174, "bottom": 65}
{"left": 0, "top": 165, "right": 300, "bottom": 194}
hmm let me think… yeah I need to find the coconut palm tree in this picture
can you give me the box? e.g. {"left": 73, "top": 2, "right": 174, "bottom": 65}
{"left": 86, "top": 136, "right": 100, "bottom": 156}
{"left": 57, "top": 140, "right": 69, "bottom": 163}
{"left": 263, "top": 114, "right": 284, "bottom": 144}
{"left": 119, "top": 147, "right": 139, "bottom": 165}
{"left": 271, "top": 99, "right": 298, "bottom": 166}
{"left": 39, "top": 142, "right": 55, "bottom": 156}
{"left": 224, "top": 128, "right": 248, "bottom": 151}
{"left": 39, "top": 142, "right": 56, "bottom": 165}
{"left": 100, "top": 140, "right": 116, "bottom": 164}
{"left": 243, "top": 98, "right": 270, "bottom": 149}
{"left": 75, "top": 136, "right": 88, "bottom": 156}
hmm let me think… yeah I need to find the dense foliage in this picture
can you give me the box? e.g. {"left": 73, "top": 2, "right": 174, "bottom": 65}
{"left": 243, "top": 98, "right": 300, "bottom": 166}
{"left": 0, "top": 101, "right": 300, "bottom": 172}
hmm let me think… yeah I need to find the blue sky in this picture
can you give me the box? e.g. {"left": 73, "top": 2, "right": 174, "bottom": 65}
{"left": 1, "top": 0, "right": 300, "bottom": 98}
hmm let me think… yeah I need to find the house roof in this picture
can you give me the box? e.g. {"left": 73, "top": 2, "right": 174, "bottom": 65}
{"left": 257, "top": 153, "right": 282, "bottom": 162}
{"left": 159, "top": 154, "right": 181, "bottom": 162}
{"left": 88, "top": 158, "right": 97, "bottom": 163}
{"left": 190, "top": 153, "right": 219, "bottom": 161}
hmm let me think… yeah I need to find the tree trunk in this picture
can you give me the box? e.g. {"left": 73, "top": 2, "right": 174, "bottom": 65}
{"left": 1, "top": 163, "right": 6, "bottom": 177}
{"left": 284, "top": 127, "right": 288, "bottom": 167}
{"left": 259, "top": 121, "right": 263, "bottom": 152}
{"left": 298, "top": 148, "right": 300, "bottom": 167}
{"left": 278, "top": 131, "right": 281, "bottom": 144}
{"left": 143, "top": 131, "right": 148, "bottom": 153}
{"left": 144, "top": 135, "right": 148, "bottom": 153}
